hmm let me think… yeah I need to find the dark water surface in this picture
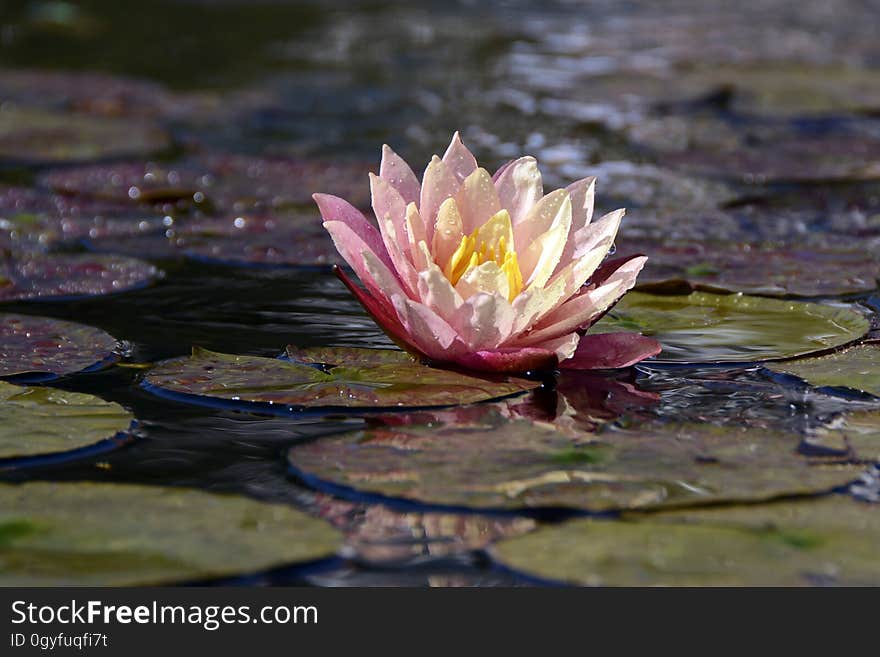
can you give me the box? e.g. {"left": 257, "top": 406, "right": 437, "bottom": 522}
{"left": 1, "top": 0, "right": 879, "bottom": 586}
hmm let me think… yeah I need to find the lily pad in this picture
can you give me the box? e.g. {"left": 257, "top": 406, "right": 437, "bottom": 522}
{"left": 1, "top": 313, "right": 118, "bottom": 380}
{"left": 0, "top": 253, "right": 158, "bottom": 302}
{"left": 492, "top": 496, "right": 880, "bottom": 586}
{"left": 805, "top": 411, "right": 880, "bottom": 463}
{"left": 766, "top": 344, "right": 880, "bottom": 398}
{"left": 616, "top": 237, "right": 880, "bottom": 297}
{"left": 143, "top": 347, "right": 538, "bottom": 412}
{"left": 39, "top": 154, "right": 372, "bottom": 212}
{"left": 592, "top": 292, "right": 869, "bottom": 363}
{"left": 287, "top": 417, "right": 860, "bottom": 513}
{"left": 0, "top": 481, "right": 341, "bottom": 585}
{"left": 0, "top": 184, "right": 165, "bottom": 249}
{"left": 0, "top": 106, "right": 171, "bottom": 165}
{"left": 0, "top": 381, "right": 132, "bottom": 462}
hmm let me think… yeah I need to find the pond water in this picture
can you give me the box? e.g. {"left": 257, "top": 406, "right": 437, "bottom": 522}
{"left": 1, "top": 0, "right": 879, "bottom": 586}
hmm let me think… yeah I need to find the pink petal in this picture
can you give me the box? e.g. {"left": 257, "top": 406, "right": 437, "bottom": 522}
{"left": 322, "top": 220, "right": 395, "bottom": 297}
{"left": 453, "top": 347, "right": 558, "bottom": 374}
{"left": 516, "top": 255, "right": 648, "bottom": 345}
{"left": 380, "top": 144, "right": 421, "bottom": 205}
{"left": 560, "top": 332, "right": 661, "bottom": 370}
{"left": 442, "top": 131, "right": 478, "bottom": 183}
{"left": 492, "top": 159, "right": 516, "bottom": 182}
{"left": 554, "top": 176, "right": 596, "bottom": 277}
{"left": 392, "top": 296, "right": 466, "bottom": 361}
{"left": 454, "top": 168, "right": 501, "bottom": 234}
{"left": 420, "top": 155, "right": 461, "bottom": 245}
{"left": 314, "top": 193, "right": 392, "bottom": 270}
{"left": 334, "top": 265, "right": 427, "bottom": 360}
{"left": 370, "top": 173, "right": 419, "bottom": 295}
{"left": 493, "top": 156, "right": 543, "bottom": 225}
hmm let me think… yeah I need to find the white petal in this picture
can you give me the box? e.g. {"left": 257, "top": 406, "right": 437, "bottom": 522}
{"left": 420, "top": 155, "right": 460, "bottom": 245}
{"left": 455, "top": 261, "right": 509, "bottom": 300}
{"left": 454, "top": 168, "right": 501, "bottom": 235}
{"left": 493, "top": 156, "right": 543, "bottom": 225}
{"left": 431, "top": 197, "right": 464, "bottom": 270}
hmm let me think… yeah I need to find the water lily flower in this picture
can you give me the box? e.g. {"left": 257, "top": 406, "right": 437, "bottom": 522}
{"left": 314, "top": 132, "right": 660, "bottom": 373}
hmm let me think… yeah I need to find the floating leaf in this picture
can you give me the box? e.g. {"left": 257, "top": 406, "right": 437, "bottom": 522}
{"left": 492, "top": 496, "right": 880, "bottom": 586}
{"left": 0, "top": 381, "right": 132, "bottom": 461}
{"left": 766, "top": 344, "right": 880, "bottom": 398}
{"left": 805, "top": 411, "right": 880, "bottom": 463}
{"left": 143, "top": 347, "right": 538, "bottom": 412}
{"left": 0, "top": 185, "right": 160, "bottom": 250}
{"left": 592, "top": 292, "right": 869, "bottom": 363}
{"left": 39, "top": 154, "right": 371, "bottom": 212}
{"left": 616, "top": 237, "right": 880, "bottom": 297}
{"left": 288, "top": 417, "right": 860, "bottom": 512}
{"left": 0, "top": 253, "right": 158, "bottom": 302}
{"left": 0, "top": 106, "right": 170, "bottom": 165}
{"left": 0, "top": 481, "right": 341, "bottom": 585}
{"left": 0, "top": 313, "right": 118, "bottom": 380}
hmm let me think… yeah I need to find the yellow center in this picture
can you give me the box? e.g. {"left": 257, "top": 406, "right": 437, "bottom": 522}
{"left": 441, "top": 211, "right": 524, "bottom": 301}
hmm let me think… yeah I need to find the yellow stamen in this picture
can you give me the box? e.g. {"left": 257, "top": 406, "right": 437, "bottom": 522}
{"left": 440, "top": 211, "right": 524, "bottom": 301}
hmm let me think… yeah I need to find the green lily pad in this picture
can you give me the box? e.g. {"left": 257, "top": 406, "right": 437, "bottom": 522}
{"left": 616, "top": 237, "right": 880, "bottom": 297}
{"left": 0, "top": 253, "right": 158, "bottom": 302}
{"left": 766, "top": 344, "right": 880, "bottom": 398}
{"left": 0, "top": 381, "right": 132, "bottom": 461}
{"left": 143, "top": 347, "right": 538, "bottom": 412}
{"left": 0, "top": 106, "right": 171, "bottom": 165}
{"left": 1, "top": 313, "right": 118, "bottom": 380}
{"left": 492, "top": 496, "right": 880, "bottom": 586}
{"left": 592, "top": 292, "right": 869, "bottom": 363}
{"left": 0, "top": 481, "right": 341, "bottom": 585}
{"left": 287, "top": 417, "right": 860, "bottom": 513}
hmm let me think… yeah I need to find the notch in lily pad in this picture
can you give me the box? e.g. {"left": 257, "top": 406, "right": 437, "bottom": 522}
{"left": 142, "top": 346, "right": 540, "bottom": 414}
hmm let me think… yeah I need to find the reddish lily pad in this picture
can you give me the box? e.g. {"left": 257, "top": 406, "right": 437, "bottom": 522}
{"left": 143, "top": 347, "right": 539, "bottom": 412}
{"left": 0, "top": 313, "right": 118, "bottom": 380}
{"left": 592, "top": 292, "right": 870, "bottom": 363}
{"left": 0, "top": 381, "right": 132, "bottom": 461}
{"left": 39, "top": 154, "right": 372, "bottom": 212}
{"left": 1, "top": 184, "right": 166, "bottom": 249}
{"left": 492, "top": 496, "right": 880, "bottom": 586}
{"left": 0, "top": 253, "right": 159, "bottom": 302}
{"left": 288, "top": 416, "right": 860, "bottom": 513}
{"left": 615, "top": 237, "right": 880, "bottom": 297}
{"left": 85, "top": 214, "right": 338, "bottom": 267}
{"left": 0, "top": 106, "right": 171, "bottom": 165}
{"left": 766, "top": 344, "right": 880, "bottom": 398}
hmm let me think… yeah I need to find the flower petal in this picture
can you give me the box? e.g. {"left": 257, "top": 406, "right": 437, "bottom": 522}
{"left": 370, "top": 173, "right": 419, "bottom": 295}
{"left": 518, "top": 190, "right": 572, "bottom": 289}
{"left": 314, "top": 193, "right": 391, "bottom": 270}
{"left": 392, "top": 296, "right": 466, "bottom": 361}
{"left": 420, "top": 155, "right": 460, "bottom": 244}
{"left": 380, "top": 144, "right": 421, "bottom": 205}
{"left": 322, "top": 220, "right": 394, "bottom": 297}
{"left": 431, "top": 197, "right": 465, "bottom": 270}
{"left": 454, "top": 167, "right": 501, "bottom": 235}
{"left": 493, "top": 156, "right": 543, "bottom": 225}
{"left": 455, "top": 260, "right": 509, "bottom": 300}
{"left": 417, "top": 262, "right": 464, "bottom": 316}
{"left": 442, "top": 131, "right": 478, "bottom": 183}
{"left": 454, "top": 292, "right": 515, "bottom": 351}
{"left": 405, "top": 203, "right": 429, "bottom": 271}
{"left": 333, "top": 265, "right": 427, "bottom": 359}
{"left": 560, "top": 332, "right": 661, "bottom": 370}
{"left": 453, "top": 347, "right": 558, "bottom": 374}
{"left": 554, "top": 176, "right": 596, "bottom": 277}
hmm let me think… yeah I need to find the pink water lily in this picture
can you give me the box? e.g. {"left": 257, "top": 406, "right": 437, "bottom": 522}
{"left": 314, "top": 132, "right": 660, "bottom": 374}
